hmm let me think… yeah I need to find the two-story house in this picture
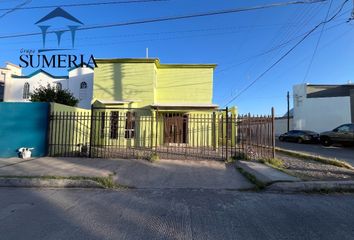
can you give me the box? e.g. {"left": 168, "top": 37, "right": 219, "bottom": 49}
{"left": 92, "top": 58, "right": 225, "bottom": 153}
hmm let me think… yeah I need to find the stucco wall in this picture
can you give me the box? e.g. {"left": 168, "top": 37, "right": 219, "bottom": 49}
{"left": 0, "top": 102, "right": 49, "bottom": 157}
{"left": 156, "top": 67, "right": 213, "bottom": 104}
{"left": 93, "top": 62, "right": 156, "bottom": 108}
{"left": 93, "top": 61, "right": 215, "bottom": 108}
{"left": 68, "top": 67, "right": 93, "bottom": 109}
{"left": 293, "top": 84, "right": 351, "bottom": 133}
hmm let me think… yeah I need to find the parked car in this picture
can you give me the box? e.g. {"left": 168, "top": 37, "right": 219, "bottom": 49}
{"left": 279, "top": 130, "right": 319, "bottom": 143}
{"left": 320, "top": 124, "right": 354, "bottom": 146}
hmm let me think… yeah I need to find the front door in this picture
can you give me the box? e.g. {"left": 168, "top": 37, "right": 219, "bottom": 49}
{"left": 164, "top": 113, "right": 188, "bottom": 144}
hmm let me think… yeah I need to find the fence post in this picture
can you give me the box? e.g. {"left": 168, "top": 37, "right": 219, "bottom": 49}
{"left": 89, "top": 104, "right": 94, "bottom": 158}
{"left": 271, "top": 107, "right": 275, "bottom": 159}
{"left": 45, "top": 103, "right": 52, "bottom": 156}
{"left": 155, "top": 109, "right": 159, "bottom": 155}
{"left": 212, "top": 112, "right": 216, "bottom": 151}
{"left": 225, "top": 107, "right": 229, "bottom": 161}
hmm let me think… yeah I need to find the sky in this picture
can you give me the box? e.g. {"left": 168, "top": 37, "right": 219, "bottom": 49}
{"left": 0, "top": 0, "right": 353, "bottom": 116}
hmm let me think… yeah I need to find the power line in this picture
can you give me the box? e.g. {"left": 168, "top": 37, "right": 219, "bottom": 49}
{"left": 302, "top": 0, "right": 333, "bottom": 83}
{"left": 234, "top": 26, "right": 353, "bottom": 106}
{"left": 216, "top": 19, "right": 346, "bottom": 74}
{"left": 222, "top": 0, "right": 349, "bottom": 107}
{"left": 0, "top": 0, "right": 169, "bottom": 11}
{"left": 0, "top": 0, "right": 31, "bottom": 19}
{"left": 0, "top": 0, "right": 327, "bottom": 40}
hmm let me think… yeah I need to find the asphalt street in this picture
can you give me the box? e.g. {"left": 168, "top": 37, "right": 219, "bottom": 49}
{"left": 276, "top": 140, "right": 354, "bottom": 165}
{"left": 1, "top": 188, "right": 354, "bottom": 240}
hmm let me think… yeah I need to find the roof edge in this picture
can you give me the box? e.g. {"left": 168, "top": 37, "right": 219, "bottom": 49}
{"left": 95, "top": 58, "right": 217, "bottom": 68}
{"left": 11, "top": 69, "right": 68, "bottom": 79}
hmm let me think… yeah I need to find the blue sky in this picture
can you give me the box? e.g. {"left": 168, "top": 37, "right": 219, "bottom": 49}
{"left": 0, "top": 0, "right": 353, "bottom": 116}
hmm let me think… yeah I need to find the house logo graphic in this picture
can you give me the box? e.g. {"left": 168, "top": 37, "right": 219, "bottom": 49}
{"left": 36, "top": 7, "right": 83, "bottom": 52}
{"left": 18, "top": 7, "right": 97, "bottom": 69}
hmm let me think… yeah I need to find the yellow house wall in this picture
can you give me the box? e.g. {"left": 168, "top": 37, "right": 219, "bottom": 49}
{"left": 49, "top": 103, "right": 91, "bottom": 156}
{"left": 93, "top": 62, "right": 156, "bottom": 108}
{"left": 156, "top": 67, "right": 214, "bottom": 104}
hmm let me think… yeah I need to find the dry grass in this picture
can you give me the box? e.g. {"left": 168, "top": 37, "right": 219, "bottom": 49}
{"left": 276, "top": 148, "right": 353, "bottom": 170}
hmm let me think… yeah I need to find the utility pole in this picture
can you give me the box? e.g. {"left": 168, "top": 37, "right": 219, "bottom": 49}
{"left": 349, "top": 0, "right": 354, "bottom": 22}
{"left": 287, "top": 91, "right": 290, "bottom": 132}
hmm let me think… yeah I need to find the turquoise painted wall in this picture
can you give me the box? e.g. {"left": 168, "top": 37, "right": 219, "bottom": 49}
{"left": 0, "top": 102, "right": 49, "bottom": 157}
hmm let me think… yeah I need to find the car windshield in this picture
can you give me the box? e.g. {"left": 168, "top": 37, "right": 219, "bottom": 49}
{"left": 336, "top": 125, "right": 351, "bottom": 133}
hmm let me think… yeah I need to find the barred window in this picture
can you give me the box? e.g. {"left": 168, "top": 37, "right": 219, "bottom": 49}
{"left": 125, "top": 112, "right": 135, "bottom": 139}
{"left": 23, "top": 82, "right": 30, "bottom": 99}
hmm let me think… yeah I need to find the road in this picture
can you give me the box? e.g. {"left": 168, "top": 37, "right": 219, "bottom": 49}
{"left": 276, "top": 140, "right": 354, "bottom": 165}
{"left": 1, "top": 188, "right": 354, "bottom": 240}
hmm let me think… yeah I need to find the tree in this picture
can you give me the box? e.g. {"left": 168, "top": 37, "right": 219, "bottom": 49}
{"left": 30, "top": 86, "right": 79, "bottom": 107}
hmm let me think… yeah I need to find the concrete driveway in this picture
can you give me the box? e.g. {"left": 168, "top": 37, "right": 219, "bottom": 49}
{"left": 276, "top": 140, "right": 354, "bottom": 165}
{"left": 0, "top": 157, "right": 254, "bottom": 190}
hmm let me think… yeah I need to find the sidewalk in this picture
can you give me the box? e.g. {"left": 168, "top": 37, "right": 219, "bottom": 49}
{"left": 0, "top": 157, "right": 254, "bottom": 190}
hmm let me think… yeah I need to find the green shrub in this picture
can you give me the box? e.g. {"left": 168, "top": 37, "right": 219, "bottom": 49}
{"left": 260, "top": 158, "right": 284, "bottom": 169}
{"left": 146, "top": 153, "right": 160, "bottom": 163}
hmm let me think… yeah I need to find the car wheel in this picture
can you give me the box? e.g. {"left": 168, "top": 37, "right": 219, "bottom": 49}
{"left": 297, "top": 138, "right": 303, "bottom": 144}
{"left": 279, "top": 136, "right": 284, "bottom": 141}
{"left": 321, "top": 137, "right": 332, "bottom": 147}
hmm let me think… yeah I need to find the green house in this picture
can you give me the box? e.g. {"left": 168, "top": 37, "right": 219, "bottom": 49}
{"left": 88, "top": 58, "right": 236, "bottom": 158}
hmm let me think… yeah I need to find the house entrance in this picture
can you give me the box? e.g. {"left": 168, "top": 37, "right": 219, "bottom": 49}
{"left": 163, "top": 113, "right": 188, "bottom": 144}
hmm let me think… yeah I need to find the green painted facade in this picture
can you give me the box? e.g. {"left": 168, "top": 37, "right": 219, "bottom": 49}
{"left": 91, "top": 58, "right": 222, "bottom": 149}
{"left": 93, "top": 58, "right": 216, "bottom": 108}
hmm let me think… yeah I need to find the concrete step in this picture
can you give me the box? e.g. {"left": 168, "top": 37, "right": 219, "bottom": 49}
{"left": 236, "top": 160, "right": 300, "bottom": 185}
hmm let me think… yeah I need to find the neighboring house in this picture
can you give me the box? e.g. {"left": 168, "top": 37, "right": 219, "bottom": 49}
{"left": 3, "top": 64, "right": 93, "bottom": 109}
{"left": 92, "top": 58, "right": 227, "bottom": 149}
{"left": 293, "top": 83, "right": 354, "bottom": 133}
{"left": 67, "top": 65, "right": 94, "bottom": 109}
{"left": 0, "top": 63, "right": 22, "bottom": 101}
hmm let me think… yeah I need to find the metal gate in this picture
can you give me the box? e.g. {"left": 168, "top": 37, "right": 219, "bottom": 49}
{"left": 48, "top": 107, "right": 275, "bottom": 160}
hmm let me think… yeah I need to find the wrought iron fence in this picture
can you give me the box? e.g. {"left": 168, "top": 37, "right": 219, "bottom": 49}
{"left": 48, "top": 108, "right": 275, "bottom": 160}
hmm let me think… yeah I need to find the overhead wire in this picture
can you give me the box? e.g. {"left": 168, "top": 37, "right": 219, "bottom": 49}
{"left": 222, "top": 0, "right": 349, "bottom": 107}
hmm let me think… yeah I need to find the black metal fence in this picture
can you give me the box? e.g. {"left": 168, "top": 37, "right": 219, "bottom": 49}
{"left": 48, "top": 108, "right": 275, "bottom": 160}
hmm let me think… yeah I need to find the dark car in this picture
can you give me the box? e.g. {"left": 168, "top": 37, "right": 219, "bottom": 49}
{"left": 320, "top": 124, "right": 354, "bottom": 146}
{"left": 279, "top": 130, "right": 319, "bottom": 143}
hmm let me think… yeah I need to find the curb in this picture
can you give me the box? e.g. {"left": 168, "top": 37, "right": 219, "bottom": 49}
{"left": 0, "top": 178, "right": 104, "bottom": 188}
{"left": 266, "top": 181, "right": 354, "bottom": 193}
{"left": 235, "top": 161, "right": 300, "bottom": 188}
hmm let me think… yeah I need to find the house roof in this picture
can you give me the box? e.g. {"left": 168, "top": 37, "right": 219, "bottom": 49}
{"left": 68, "top": 63, "right": 94, "bottom": 71}
{"left": 5, "top": 62, "right": 21, "bottom": 69}
{"left": 95, "top": 58, "right": 217, "bottom": 69}
{"left": 306, "top": 83, "right": 354, "bottom": 87}
{"left": 151, "top": 103, "right": 219, "bottom": 109}
{"left": 12, "top": 69, "right": 68, "bottom": 79}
